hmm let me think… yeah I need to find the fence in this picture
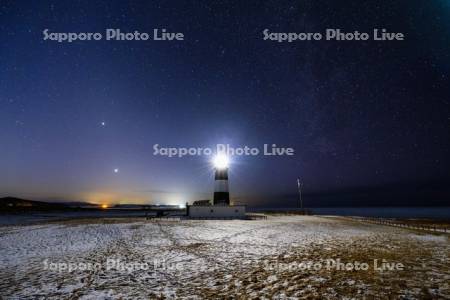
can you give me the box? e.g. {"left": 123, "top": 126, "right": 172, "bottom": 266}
{"left": 348, "top": 216, "right": 449, "bottom": 233}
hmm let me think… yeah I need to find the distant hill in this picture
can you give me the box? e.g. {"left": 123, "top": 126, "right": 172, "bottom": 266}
{"left": 57, "top": 201, "right": 99, "bottom": 208}
{"left": 0, "top": 197, "right": 62, "bottom": 208}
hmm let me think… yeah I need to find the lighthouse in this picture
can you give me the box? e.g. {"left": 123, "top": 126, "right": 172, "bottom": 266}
{"left": 187, "top": 153, "right": 246, "bottom": 219}
{"left": 213, "top": 153, "right": 230, "bottom": 205}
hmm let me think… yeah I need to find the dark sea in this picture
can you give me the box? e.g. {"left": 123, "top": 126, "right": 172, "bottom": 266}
{"left": 253, "top": 207, "right": 450, "bottom": 220}
{"left": 1, "top": 207, "right": 449, "bottom": 226}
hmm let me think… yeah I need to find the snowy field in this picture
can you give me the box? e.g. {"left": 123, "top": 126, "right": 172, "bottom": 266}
{"left": 0, "top": 216, "right": 449, "bottom": 299}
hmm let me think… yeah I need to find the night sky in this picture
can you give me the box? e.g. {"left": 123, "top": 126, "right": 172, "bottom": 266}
{"left": 1, "top": 1, "right": 449, "bottom": 207}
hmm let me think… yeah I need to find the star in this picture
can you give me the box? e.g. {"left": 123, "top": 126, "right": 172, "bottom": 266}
{"left": 101, "top": 121, "right": 106, "bottom": 126}
{"left": 114, "top": 168, "right": 119, "bottom": 173}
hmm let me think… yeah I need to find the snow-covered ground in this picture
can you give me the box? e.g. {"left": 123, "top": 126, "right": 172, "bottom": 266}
{"left": 0, "top": 216, "right": 448, "bottom": 299}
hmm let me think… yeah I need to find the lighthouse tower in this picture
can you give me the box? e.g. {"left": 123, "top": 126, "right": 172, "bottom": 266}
{"left": 213, "top": 153, "right": 230, "bottom": 205}
{"left": 187, "top": 153, "right": 246, "bottom": 219}
{"left": 214, "top": 167, "right": 229, "bottom": 205}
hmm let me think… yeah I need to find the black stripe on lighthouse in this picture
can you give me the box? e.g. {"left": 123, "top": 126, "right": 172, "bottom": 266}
{"left": 214, "top": 168, "right": 229, "bottom": 205}
{"left": 215, "top": 169, "right": 228, "bottom": 180}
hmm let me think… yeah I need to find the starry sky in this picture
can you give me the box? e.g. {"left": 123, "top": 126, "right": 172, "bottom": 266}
{"left": 1, "top": 1, "right": 449, "bottom": 207}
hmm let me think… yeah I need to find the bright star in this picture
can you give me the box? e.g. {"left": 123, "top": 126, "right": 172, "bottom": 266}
{"left": 114, "top": 168, "right": 119, "bottom": 173}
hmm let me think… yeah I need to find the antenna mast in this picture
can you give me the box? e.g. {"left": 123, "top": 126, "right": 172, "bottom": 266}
{"left": 297, "top": 178, "right": 303, "bottom": 209}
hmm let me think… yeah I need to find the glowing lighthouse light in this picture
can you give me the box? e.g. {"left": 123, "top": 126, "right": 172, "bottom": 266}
{"left": 213, "top": 153, "right": 229, "bottom": 170}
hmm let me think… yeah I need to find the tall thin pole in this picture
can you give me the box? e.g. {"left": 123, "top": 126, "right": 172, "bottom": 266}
{"left": 297, "top": 178, "right": 303, "bottom": 210}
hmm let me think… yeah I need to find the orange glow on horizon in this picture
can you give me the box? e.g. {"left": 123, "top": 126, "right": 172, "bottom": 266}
{"left": 101, "top": 204, "right": 108, "bottom": 209}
